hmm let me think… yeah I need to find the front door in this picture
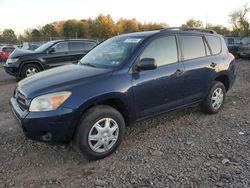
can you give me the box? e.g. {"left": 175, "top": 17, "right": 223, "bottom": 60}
{"left": 132, "top": 35, "right": 184, "bottom": 118}
{"left": 43, "top": 41, "right": 72, "bottom": 68}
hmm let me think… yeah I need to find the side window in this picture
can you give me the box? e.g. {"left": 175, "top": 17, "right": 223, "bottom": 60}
{"left": 3, "top": 47, "right": 15, "bottom": 52}
{"left": 205, "top": 36, "right": 221, "bottom": 55}
{"left": 53, "top": 42, "right": 68, "bottom": 53}
{"left": 140, "top": 36, "right": 178, "bottom": 67}
{"left": 179, "top": 35, "right": 206, "bottom": 60}
{"left": 83, "top": 42, "right": 96, "bottom": 51}
{"left": 70, "top": 41, "right": 96, "bottom": 52}
{"left": 70, "top": 41, "right": 84, "bottom": 51}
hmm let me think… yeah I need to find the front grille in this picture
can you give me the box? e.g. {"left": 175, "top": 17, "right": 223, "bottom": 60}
{"left": 16, "top": 90, "right": 28, "bottom": 110}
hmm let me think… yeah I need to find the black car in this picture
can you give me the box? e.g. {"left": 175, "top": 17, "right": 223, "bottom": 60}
{"left": 237, "top": 37, "right": 250, "bottom": 59}
{"left": 224, "top": 37, "right": 241, "bottom": 58}
{"left": 10, "top": 28, "right": 236, "bottom": 159}
{"left": 4, "top": 39, "right": 97, "bottom": 78}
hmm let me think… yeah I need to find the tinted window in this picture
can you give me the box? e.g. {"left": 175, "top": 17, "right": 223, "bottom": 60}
{"left": 140, "top": 36, "right": 178, "bottom": 66}
{"left": 227, "top": 38, "right": 234, "bottom": 45}
{"left": 53, "top": 42, "right": 68, "bottom": 53}
{"left": 242, "top": 37, "right": 250, "bottom": 45}
{"left": 83, "top": 42, "right": 96, "bottom": 51}
{"left": 70, "top": 41, "right": 96, "bottom": 52}
{"left": 206, "top": 36, "right": 221, "bottom": 55}
{"left": 180, "top": 35, "right": 206, "bottom": 60}
{"left": 2, "top": 47, "right": 15, "bottom": 52}
{"left": 70, "top": 41, "right": 84, "bottom": 51}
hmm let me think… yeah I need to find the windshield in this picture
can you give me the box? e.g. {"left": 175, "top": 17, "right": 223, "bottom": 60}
{"left": 80, "top": 36, "right": 144, "bottom": 68}
{"left": 34, "top": 41, "right": 55, "bottom": 52}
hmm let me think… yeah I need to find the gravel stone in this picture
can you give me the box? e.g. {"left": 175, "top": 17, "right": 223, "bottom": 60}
{"left": 222, "top": 158, "right": 230, "bottom": 165}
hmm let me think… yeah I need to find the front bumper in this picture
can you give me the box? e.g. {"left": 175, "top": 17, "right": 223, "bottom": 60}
{"left": 3, "top": 63, "right": 19, "bottom": 77}
{"left": 10, "top": 97, "right": 79, "bottom": 143}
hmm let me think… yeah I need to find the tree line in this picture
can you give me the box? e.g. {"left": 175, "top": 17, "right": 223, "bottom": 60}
{"left": 0, "top": 4, "right": 249, "bottom": 44}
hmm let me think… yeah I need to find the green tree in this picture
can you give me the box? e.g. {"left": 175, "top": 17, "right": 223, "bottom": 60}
{"left": 31, "top": 29, "right": 42, "bottom": 41}
{"left": 229, "top": 4, "right": 250, "bottom": 37}
{"left": 23, "top": 29, "right": 33, "bottom": 42}
{"left": 41, "top": 24, "right": 58, "bottom": 40}
{"left": 62, "top": 20, "right": 83, "bottom": 38}
{"left": 182, "top": 19, "right": 203, "bottom": 28}
{"left": 0, "top": 29, "right": 17, "bottom": 44}
{"left": 207, "top": 24, "right": 231, "bottom": 35}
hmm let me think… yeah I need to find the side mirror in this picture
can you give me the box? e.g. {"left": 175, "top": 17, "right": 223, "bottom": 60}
{"left": 48, "top": 48, "right": 55, "bottom": 54}
{"left": 137, "top": 58, "right": 157, "bottom": 71}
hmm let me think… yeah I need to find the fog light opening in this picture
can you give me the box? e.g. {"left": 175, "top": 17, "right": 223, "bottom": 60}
{"left": 42, "top": 132, "right": 52, "bottom": 141}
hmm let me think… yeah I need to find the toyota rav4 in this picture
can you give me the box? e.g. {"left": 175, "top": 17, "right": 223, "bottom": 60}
{"left": 10, "top": 28, "right": 236, "bottom": 159}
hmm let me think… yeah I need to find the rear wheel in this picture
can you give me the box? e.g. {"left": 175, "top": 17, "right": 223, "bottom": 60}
{"left": 201, "top": 81, "right": 226, "bottom": 114}
{"left": 74, "top": 105, "right": 125, "bottom": 160}
{"left": 21, "top": 64, "right": 41, "bottom": 78}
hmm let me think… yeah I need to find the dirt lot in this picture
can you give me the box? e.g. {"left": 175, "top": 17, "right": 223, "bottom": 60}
{"left": 0, "top": 60, "right": 249, "bottom": 188}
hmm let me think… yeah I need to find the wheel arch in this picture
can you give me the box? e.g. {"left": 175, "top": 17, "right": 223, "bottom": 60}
{"left": 19, "top": 60, "right": 44, "bottom": 77}
{"left": 214, "top": 74, "right": 229, "bottom": 91}
{"left": 70, "top": 95, "right": 133, "bottom": 140}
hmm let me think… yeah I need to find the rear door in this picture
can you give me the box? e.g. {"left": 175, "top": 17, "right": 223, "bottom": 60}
{"left": 132, "top": 35, "right": 185, "bottom": 118}
{"left": 42, "top": 41, "right": 71, "bottom": 68}
{"left": 69, "top": 41, "right": 97, "bottom": 63}
{"left": 179, "top": 35, "right": 216, "bottom": 104}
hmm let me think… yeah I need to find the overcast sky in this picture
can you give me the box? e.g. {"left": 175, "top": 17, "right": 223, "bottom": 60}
{"left": 0, "top": 0, "right": 249, "bottom": 34}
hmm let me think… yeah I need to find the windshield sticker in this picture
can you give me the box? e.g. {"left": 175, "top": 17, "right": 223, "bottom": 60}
{"left": 124, "top": 38, "right": 142, "bottom": 43}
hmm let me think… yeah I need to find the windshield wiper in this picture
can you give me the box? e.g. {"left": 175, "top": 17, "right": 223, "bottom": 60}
{"left": 82, "top": 63, "right": 96, "bottom": 67}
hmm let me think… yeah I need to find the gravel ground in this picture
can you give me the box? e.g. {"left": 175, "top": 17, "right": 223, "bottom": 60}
{"left": 0, "top": 60, "right": 249, "bottom": 188}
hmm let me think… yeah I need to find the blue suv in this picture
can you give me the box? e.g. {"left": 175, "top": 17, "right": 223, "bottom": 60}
{"left": 10, "top": 28, "right": 236, "bottom": 159}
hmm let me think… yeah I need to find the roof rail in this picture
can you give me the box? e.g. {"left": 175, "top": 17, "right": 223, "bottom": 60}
{"left": 161, "top": 27, "right": 217, "bottom": 34}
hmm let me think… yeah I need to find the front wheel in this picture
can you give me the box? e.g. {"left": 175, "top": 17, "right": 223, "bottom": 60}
{"left": 201, "top": 81, "right": 226, "bottom": 114}
{"left": 74, "top": 105, "right": 125, "bottom": 160}
{"left": 21, "top": 64, "right": 41, "bottom": 78}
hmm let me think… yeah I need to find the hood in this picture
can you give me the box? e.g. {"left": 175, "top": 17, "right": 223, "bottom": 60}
{"left": 9, "top": 48, "right": 37, "bottom": 58}
{"left": 18, "top": 64, "right": 112, "bottom": 99}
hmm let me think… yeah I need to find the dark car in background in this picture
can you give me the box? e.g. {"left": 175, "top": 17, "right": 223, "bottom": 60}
{"left": 224, "top": 37, "right": 241, "bottom": 57}
{"left": 4, "top": 39, "right": 97, "bottom": 78}
{"left": 237, "top": 37, "right": 250, "bottom": 59}
{"left": 10, "top": 28, "right": 236, "bottom": 159}
{"left": 0, "top": 46, "right": 15, "bottom": 61}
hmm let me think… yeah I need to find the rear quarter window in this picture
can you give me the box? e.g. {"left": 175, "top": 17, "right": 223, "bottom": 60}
{"left": 70, "top": 41, "right": 96, "bottom": 52}
{"left": 83, "top": 42, "right": 96, "bottom": 51}
{"left": 205, "top": 36, "right": 222, "bottom": 55}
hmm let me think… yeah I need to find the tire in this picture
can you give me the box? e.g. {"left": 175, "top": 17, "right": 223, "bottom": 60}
{"left": 201, "top": 81, "right": 226, "bottom": 114}
{"left": 74, "top": 105, "right": 125, "bottom": 160}
{"left": 21, "top": 64, "right": 41, "bottom": 78}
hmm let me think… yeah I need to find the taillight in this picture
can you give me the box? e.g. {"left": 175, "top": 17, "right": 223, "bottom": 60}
{"left": 228, "top": 52, "right": 235, "bottom": 60}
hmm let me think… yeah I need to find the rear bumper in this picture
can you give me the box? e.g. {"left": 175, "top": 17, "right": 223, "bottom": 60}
{"left": 10, "top": 97, "right": 79, "bottom": 143}
{"left": 237, "top": 51, "right": 250, "bottom": 58}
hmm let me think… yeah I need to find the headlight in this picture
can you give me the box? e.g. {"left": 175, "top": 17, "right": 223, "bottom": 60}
{"left": 29, "top": 91, "right": 71, "bottom": 112}
{"left": 6, "top": 58, "right": 19, "bottom": 64}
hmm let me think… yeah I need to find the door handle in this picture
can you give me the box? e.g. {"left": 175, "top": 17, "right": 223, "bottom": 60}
{"left": 210, "top": 62, "right": 217, "bottom": 68}
{"left": 175, "top": 69, "right": 184, "bottom": 76}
